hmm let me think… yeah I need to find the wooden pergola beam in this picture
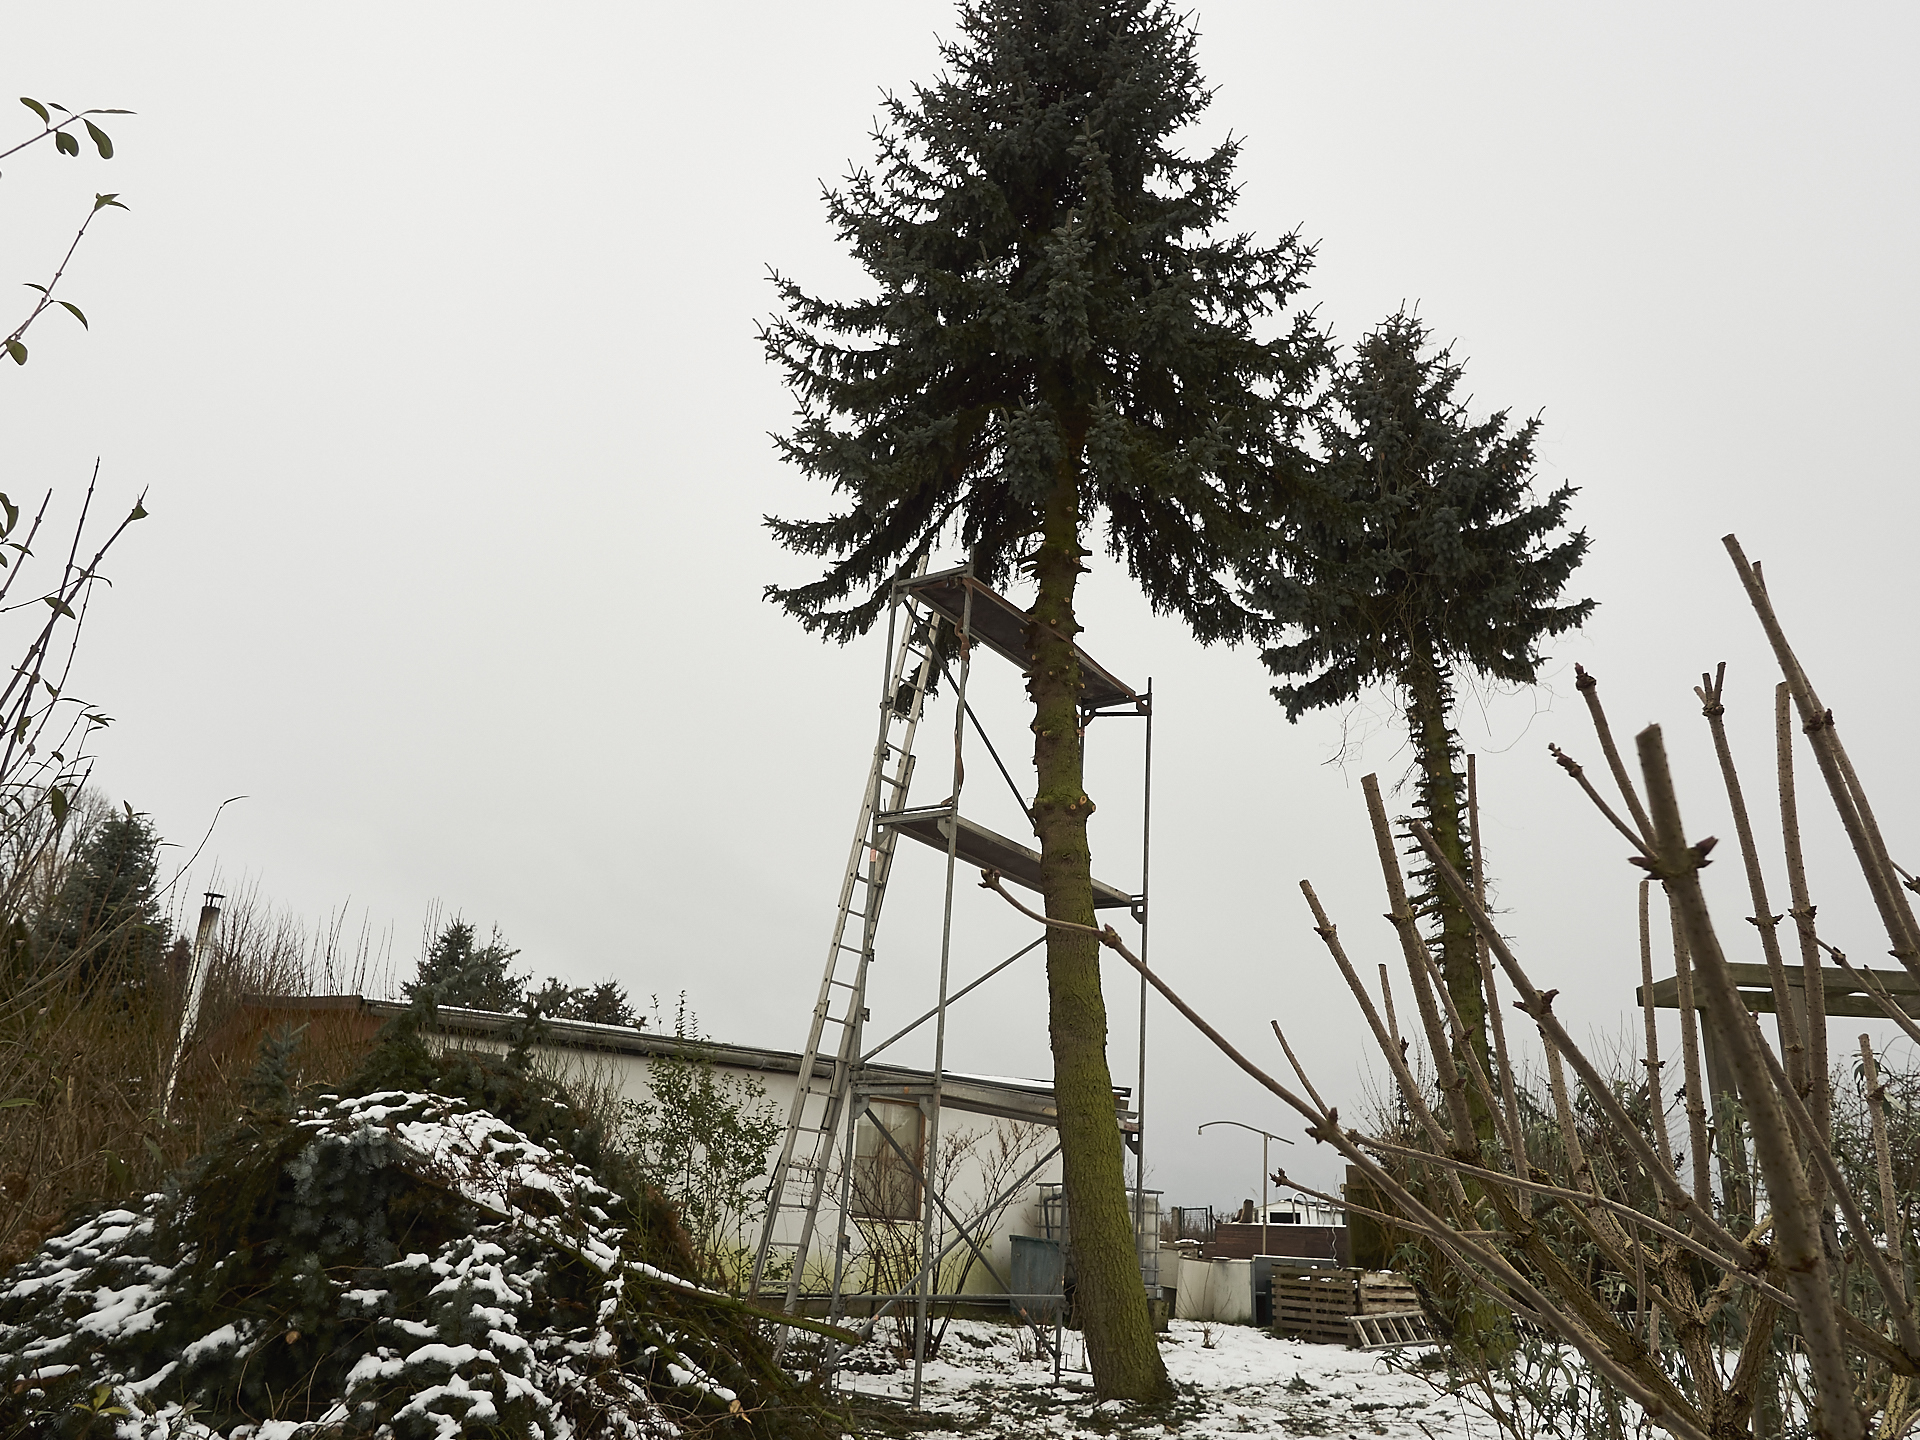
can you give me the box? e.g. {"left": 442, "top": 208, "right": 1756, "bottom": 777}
{"left": 1638, "top": 962, "right": 1918, "bottom": 1020}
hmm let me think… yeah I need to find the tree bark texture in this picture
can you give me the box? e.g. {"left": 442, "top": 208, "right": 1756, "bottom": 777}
{"left": 1638, "top": 724, "right": 1865, "bottom": 1440}
{"left": 1401, "top": 646, "right": 1492, "bottom": 1117}
{"left": 1400, "top": 650, "right": 1519, "bottom": 1358}
{"left": 1027, "top": 466, "right": 1172, "bottom": 1404}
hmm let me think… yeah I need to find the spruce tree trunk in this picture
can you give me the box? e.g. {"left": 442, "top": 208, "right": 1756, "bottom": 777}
{"left": 1403, "top": 645, "right": 1511, "bottom": 1357}
{"left": 1027, "top": 464, "right": 1172, "bottom": 1404}
{"left": 1401, "top": 647, "right": 1488, "bottom": 1087}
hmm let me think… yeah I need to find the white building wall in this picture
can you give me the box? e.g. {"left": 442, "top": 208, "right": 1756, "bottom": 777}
{"left": 513, "top": 1038, "right": 1063, "bottom": 1300}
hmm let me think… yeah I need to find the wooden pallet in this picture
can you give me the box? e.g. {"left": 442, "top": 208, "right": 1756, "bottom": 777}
{"left": 1348, "top": 1310, "right": 1438, "bottom": 1349}
{"left": 1275, "top": 1282, "right": 1359, "bottom": 1345}
{"left": 1359, "top": 1276, "right": 1420, "bottom": 1312}
{"left": 1273, "top": 1270, "right": 1428, "bottom": 1347}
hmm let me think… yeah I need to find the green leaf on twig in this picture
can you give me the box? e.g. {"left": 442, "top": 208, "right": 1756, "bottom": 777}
{"left": 53, "top": 129, "right": 79, "bottom": 157}
{"left": 4, "top": 339, "right": 25, "bottom": 366}
{"left": 74, "top": 1384, "right": 129, "bottom": 1418}
{"left": 58, "top": 301, "right": 87, "bottom": 329}
{"left": 0, "top": 493, "right": 16, "bottom": 531}
{"left": 19, "top": 97, "right": 49, "bottom": 124}
{"left": 43, "top": 595, "right": 75, "bottom": 618}
{"left": 82, "top": 119, "right": 112, "bottom": 158}
{"left": 93, "top": 192, "right": 126, "bottom": 212}
{"left": 129, "top": 501, "right": 147, "bottom": 520}
{"left": 22, "top": 283, "right": 46, "bottom": 295}
{"left": 48, "top": 785, "right": 67, "bottom": 824}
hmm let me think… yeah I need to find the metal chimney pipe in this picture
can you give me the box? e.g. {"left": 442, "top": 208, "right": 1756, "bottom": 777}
{"left": 161, "top": 891, "right": 224, "bottom": 1120}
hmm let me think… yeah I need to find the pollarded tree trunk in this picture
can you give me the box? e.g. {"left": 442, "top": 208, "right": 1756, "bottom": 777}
{"left": 1027, "top": 461, "right": 1172, "bottom": 1404}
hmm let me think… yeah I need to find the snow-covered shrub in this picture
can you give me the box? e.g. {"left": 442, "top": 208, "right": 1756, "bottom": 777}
{"left": 0, "top": 1081, "right": 827, "bottom": 1439}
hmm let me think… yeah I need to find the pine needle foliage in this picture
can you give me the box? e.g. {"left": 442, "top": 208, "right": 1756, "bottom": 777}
{"left": 35, "top": 805, "right": 170, "bottom": 995}
{"left": 407, "top": 918, "right": 526, "bottom": 1014}
{"left": 762, "top": 0, "right": 1327, "bottom": 643}
{"left": 1248, "top": 311, "right": 1591, "bottom": 720}
{"left": 409, "top": 917, "right": 639, "bottom": 1027}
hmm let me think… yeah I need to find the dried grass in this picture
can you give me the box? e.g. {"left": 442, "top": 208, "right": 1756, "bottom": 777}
{"left": 0, "top": 871, "right": 393, "bottom": 1269}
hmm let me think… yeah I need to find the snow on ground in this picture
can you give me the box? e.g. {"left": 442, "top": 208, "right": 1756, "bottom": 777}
{"left": 840, "top": 1318, "right": 1477, "bottom": 1438}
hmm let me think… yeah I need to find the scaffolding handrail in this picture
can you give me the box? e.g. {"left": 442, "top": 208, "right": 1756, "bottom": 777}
{"left": 900, "top": 566, "right": 1142, "bottom": 711}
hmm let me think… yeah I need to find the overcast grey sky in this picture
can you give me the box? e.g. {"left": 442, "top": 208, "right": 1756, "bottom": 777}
{"left": 6, "top": 2, "right": 1917, "bottom": 1205}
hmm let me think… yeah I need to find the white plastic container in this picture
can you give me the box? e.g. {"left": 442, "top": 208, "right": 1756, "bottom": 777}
{"left": 1173, "top": 1256, "right": 1254, "bottom": 1323}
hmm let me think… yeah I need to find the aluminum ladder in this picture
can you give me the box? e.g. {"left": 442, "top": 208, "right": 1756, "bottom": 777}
{"left": 747, "top": 587, "right": 941, "bottom": 1315}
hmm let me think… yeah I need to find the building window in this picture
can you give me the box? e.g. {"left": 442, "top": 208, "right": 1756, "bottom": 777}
{"left": 852, "top": 1103, "right": 923, "bottom": 1221}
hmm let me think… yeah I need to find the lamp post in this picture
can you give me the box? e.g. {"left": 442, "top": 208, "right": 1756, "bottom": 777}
{"left": 1197, "top": 1120, "right": 1292, "bottom": 1259}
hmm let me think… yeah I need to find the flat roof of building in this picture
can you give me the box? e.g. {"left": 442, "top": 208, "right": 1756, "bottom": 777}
{"left": 240, "top": 994, "right": 1123, "bottom": 1129}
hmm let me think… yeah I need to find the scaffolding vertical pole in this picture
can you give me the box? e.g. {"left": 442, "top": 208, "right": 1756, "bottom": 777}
{"left": 1134, "top": 681, "right": 1153, "bottom": 1286}
{"left": 826, "top": 1094, "right": 864, "bottom": 1336}
{"left": 912, "top": 577, "right": 972, "bottom": 1409}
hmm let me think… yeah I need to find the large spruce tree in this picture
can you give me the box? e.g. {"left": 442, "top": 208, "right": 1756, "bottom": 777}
{"left": 762, "top": 0, "right": 1323, "bottom": 1400}
{"left": 1246, "top": 311, "right": 1591, "bottom": 1081}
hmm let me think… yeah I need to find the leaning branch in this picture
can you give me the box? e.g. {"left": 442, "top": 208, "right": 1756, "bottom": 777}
{"left": 1404, "top": 823, "right": 1751, "bottom": 1266}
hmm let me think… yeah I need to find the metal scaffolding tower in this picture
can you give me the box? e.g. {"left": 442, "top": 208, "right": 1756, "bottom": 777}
{"left": 749, "top": 563, "right": 1157, "bottom": 1402}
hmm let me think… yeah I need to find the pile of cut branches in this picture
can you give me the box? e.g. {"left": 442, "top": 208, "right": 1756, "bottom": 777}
{"left": 0, "top": 1025, "right": 846, "bottom": 1439}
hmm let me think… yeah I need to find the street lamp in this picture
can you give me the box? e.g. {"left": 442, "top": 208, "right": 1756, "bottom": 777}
{"left": 1197, "top": 1120, "right": 1293, "bottom": 1259}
